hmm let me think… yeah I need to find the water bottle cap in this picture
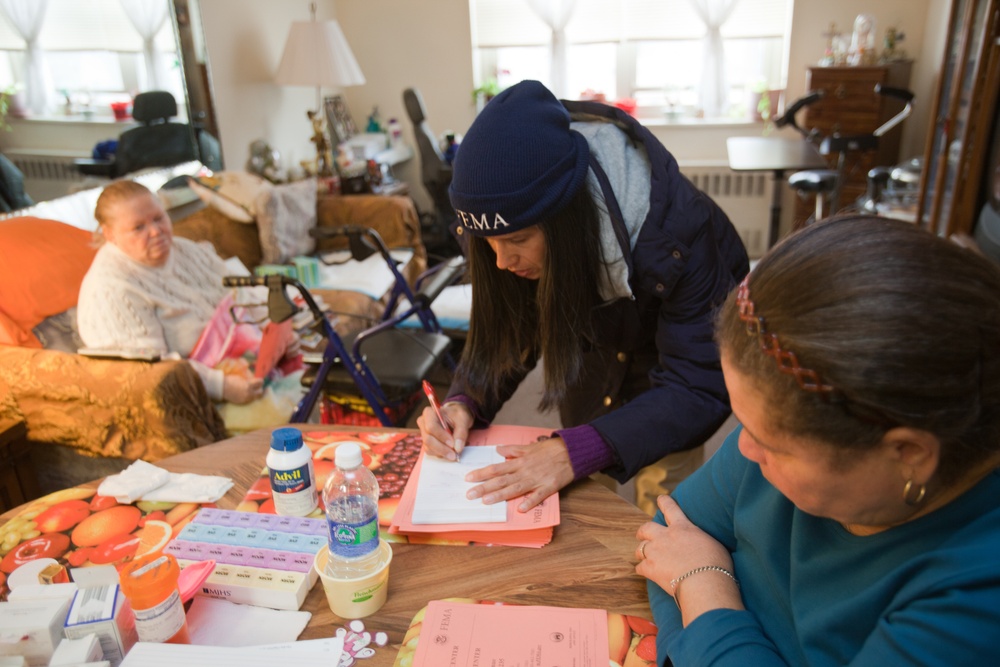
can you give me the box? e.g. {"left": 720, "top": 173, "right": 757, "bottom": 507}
{"left": 270, "top": 427, "right": 303, "bottom": 452}
{"left": 335, "top": 442, "right": 363, "bottom": 468}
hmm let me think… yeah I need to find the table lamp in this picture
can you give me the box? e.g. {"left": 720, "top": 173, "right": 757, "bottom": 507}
{"left": 275, "top": 2, "right": 365, "bottom": 177}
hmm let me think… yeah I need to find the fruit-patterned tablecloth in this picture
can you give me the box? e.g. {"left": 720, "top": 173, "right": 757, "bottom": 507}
{"left": 236, "top": 430, "right": 455, "bottom": 545}
{"left": 0, "top": 487, "right": 205, "bottom": 600}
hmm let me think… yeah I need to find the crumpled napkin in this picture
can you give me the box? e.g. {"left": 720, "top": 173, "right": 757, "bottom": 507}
{"left": 98, "top": 459, "right": 171, "bottom": 503}
{"left": 141, "top": 472, "right": 234, "bottom": 503}
{"left": 98, "top": 459, "right": 233, "bottom": 504}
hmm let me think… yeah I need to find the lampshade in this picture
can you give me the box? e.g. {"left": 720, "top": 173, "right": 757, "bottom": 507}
{"left": 275, "top": 18, "right": 365, "bottom": 88}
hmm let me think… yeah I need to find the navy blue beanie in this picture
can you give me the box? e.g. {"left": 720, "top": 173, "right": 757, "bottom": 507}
{"left": 449, "top": 80, "right": 590, "bottom": 237}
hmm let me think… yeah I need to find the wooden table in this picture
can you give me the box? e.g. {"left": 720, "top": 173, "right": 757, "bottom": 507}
{"left": 3, "top": 427, "right": 652, "bottom": 666}
{"left": 727, "top": 136, "right": 827, "bottom": 248}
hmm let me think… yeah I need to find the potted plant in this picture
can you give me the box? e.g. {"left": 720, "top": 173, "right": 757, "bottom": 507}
{"left": 748, "top": 80, "right": 782, "bottom": 133}
{"left": 1, "top": 85, "right": 15, "bottom": 131}
{"left": 472, "top": 78, "right": 502, "bottom": 104}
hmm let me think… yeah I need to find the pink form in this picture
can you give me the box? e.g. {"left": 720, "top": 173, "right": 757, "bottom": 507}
{"left": 413, "top": 600, "right": 609, "bottom": 667}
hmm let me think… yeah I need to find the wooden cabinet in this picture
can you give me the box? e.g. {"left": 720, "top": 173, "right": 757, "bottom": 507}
{"left": 918, "top": 0, "right": 999, "bottom": 237}
{"left": 793, "top": 62, "right": 913, "bottom": 226}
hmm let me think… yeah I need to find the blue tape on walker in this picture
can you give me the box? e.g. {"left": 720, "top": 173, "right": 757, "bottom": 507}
{"left": 292, "top": 256, "right": 321, "bottom": 287}
{"left": 255, "top": 264, "right": 298, "bottom": 278}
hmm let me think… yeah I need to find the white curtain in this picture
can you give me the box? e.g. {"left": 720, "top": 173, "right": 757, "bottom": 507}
{"left": 0, "top": 0, "right": 53, "bottom": 115}
{"left": 686, "top": 0, "right": 740, "bottom": 117}
{"left": 119, "top": 0, "right": 171, "bottom": 91}
{"left": 526, "top": 0, "right": 577, "bottom": 98}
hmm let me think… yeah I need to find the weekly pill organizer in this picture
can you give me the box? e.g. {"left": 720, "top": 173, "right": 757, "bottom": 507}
{"left": 164, "top": 508, "right": 327, "bottom": 611}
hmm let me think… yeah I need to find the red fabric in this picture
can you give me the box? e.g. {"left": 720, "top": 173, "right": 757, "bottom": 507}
{"left": 0, "top": 217, "right": 97, "bottom": 347}
{"left": 255, "top": 319, "right": 295, "bottom": 379}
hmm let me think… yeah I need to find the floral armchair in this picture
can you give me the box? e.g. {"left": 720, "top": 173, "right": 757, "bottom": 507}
{"left": 0, "top": 177, "right": 426, "bottom": 495}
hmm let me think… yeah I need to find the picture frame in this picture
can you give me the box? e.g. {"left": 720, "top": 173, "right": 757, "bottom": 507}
{"left": 324, "top": 95, "right": 357, "bottom": 146}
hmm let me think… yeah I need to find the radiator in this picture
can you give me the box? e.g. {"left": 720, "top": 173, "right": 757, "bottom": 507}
{"left": 680, "top": 163, "right": 770, "bottom": 258}
{"left": 6, "top": 151, "right": 88, "bottom": 204}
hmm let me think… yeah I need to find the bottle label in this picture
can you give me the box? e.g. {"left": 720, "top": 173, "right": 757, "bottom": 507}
{"left": 132, "top": 589, "right": 187, "bottom": 643}
{"left": 328, "top": 515, "right": 379, "bottom": 559}
{"left": 269, "top": 462, "right": 317, "bottom": 516}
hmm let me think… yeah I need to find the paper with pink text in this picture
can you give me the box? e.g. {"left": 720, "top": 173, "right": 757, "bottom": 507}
{"left": 412, "top": 600, "right": 609, "bottom": 667}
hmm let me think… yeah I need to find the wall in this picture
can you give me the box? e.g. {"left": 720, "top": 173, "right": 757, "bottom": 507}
{"left": 198, "top": 0, "right": 337, "bottom": 177}
{"left": 336, "top": 0, "right": 476, "bottom": 214}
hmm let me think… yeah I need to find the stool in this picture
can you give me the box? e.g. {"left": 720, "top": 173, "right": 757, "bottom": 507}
{"left": 788, "top": 169, "right": 838, "bottom": 225}
{"left": 861, "top": 166, "right": 892, "bottom": 213}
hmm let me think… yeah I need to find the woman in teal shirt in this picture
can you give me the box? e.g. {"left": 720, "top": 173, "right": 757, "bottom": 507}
{"left": 636, "top": 215, "right": 1000, "bottom": 666}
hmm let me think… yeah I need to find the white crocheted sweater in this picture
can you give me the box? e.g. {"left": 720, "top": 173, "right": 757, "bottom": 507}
{"left": 77, "top": 237, "right": 230, "bottom": 399}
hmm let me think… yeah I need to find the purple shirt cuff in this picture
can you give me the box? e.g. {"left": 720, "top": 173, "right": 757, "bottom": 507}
{"left": 445, "top": 396, "right": 616, "bottom": 480}
{"left": 443, "top": 394, "right": 489, "bottom": 428}
{"left": 556, "top": 424, "right": 617, "bottom": 481}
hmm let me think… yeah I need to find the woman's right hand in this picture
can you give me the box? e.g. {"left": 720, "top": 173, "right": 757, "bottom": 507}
{"left": 222, "top": 374, "right": 264, "bottom": 404}
{"left": 417, "top": 401, "right": 474, "bottom": 461}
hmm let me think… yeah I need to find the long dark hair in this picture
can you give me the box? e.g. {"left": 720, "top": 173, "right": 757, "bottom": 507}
{"left": 457, "top": 186, "right": 606, "bottom": 411}
{"left": 717, "top": 214, "right": 1000, "bottom": 486}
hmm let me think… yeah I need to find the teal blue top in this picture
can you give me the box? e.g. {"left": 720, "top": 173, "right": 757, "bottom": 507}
{"left": 648, "top": 427, "right": 1000, "bottom": 666}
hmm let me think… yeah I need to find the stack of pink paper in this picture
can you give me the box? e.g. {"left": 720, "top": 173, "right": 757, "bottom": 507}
{"left": 388, "top": 426, "right": 560, "bottom": 548}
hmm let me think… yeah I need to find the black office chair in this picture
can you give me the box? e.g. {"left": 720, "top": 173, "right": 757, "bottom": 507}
{"left": 76, "top": 91, "right": 212, "bottom": 178}
{"left": 0, "top": 153, "right": 34, "bottom": 213}
{"left": 403, "top": 87, "right": 459, "bottom": 258}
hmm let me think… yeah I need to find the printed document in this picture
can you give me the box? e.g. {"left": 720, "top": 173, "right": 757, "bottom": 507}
{"left": 412, "top": 600, "right": 608, "bottom": 667}
{"left": 411, "top": 446, "right": 506, "bottom": 524}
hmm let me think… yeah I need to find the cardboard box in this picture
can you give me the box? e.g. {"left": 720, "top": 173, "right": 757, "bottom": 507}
{"left": 62, "top": 586, "right": 135, "bottom": 667}
{"left": 48, "top": 633, "right": 103, "bottom": 665}
{"left": 0, "top": 598, "right": 71, "bottom": 667}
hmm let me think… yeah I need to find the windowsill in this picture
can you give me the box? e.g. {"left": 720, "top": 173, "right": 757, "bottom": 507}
{"left": 8, "top": 115, "right": 137, "bottom": 127}
{"left": 638, "top": 115, "right": 766, "bottom": 129}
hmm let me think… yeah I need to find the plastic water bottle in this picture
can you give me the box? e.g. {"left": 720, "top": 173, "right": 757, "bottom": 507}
{"left": 322, "top": 442, "right": 382, "bottom": 578}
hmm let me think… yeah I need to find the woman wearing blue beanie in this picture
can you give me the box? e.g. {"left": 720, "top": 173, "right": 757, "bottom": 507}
{"left": 417, "top": 80, "right": 749, "bottom": 513}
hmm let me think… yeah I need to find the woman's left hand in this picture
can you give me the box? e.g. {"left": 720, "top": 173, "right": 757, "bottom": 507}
{"left": 635, "top": 494, "right": 742, "bottom": 625}
{"left": 635, "top": 494, "right": 733, "bottom": 591}
{"left": 464, "top": 437, "right": 575, "bottom": 512}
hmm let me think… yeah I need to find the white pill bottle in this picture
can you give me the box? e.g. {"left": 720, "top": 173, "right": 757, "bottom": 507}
{"left": 266, "top": 427, "right": 318, "bottom": 516}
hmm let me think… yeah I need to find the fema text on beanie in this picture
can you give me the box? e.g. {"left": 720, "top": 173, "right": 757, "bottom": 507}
{"left": 448, "top": 80, "right": 591, "bottom": 237}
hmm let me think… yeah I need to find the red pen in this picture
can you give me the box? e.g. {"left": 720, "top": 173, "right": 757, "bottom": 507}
{"left": 422, "top": 380, "right": 453, "bottom": 437}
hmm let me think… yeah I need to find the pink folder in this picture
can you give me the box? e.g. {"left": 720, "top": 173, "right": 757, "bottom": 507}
{"left": 389, "top": 425, "right": 561, "bottom": 548}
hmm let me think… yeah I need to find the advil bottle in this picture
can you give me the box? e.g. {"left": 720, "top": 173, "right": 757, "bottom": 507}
{"left": 119, "top": 552, "right": 191, "bottom": 644}
{"left": 267, "top": 427, "right": 318, "bottom": 516}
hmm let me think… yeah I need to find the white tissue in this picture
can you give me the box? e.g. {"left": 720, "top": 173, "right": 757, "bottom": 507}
{"left": 97, "top": 460, "right": 170, "bottom": 503}
{"left": 140, "top": 473, "right": 234, "bottom": 503}
{"left": 97, "top": 460, "right": 233, "bottom": 504}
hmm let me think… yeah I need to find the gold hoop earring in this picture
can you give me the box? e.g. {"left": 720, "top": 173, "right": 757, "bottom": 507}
{"left": 903, "top": 479, "right": 926, "bottom": 506}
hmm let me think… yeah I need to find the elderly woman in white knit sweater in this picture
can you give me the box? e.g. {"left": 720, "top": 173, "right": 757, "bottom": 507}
{"left": 77, "top": 179, "right": 263, "bottom": 404}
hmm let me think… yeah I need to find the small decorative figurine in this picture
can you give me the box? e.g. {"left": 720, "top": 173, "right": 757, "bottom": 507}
{"left": 307, "top": 109, "right": 334, "bottom": 177}
{"left": 849, "top": 14, "right": 877, "bottom": 66}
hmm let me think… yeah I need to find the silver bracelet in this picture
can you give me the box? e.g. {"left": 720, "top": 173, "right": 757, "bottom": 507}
{"left": 669, "top": 565, "right": 740, "bottom": 594}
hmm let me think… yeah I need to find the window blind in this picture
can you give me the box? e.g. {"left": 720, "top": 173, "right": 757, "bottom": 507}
{"left": 0, "top": 0, "right": 176, "bottom": 52}
{"left": 472, "top": 0, "right": 788, "bottom": 47}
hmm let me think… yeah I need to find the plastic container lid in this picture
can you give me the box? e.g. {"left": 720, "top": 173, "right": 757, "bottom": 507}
{"left": 271, "top": 427, "right": 303, "bottom": 451}
{"left": 119, "top": 553, "right": 182, "bottom": 610}
{"left": 335, "top": 442, "right": 363, "bottom": 468}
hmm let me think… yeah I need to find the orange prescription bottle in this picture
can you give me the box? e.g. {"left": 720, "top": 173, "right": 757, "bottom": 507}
{"left": 119, "top": 552, "right": 191, "bottom": 644}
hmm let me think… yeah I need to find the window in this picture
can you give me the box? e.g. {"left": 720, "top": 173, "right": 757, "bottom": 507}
{"left": 0, "top": 0, "right": 182, "bottom": 119}
{"left": 470, "top": 0, "right": 791, "bottom": 122}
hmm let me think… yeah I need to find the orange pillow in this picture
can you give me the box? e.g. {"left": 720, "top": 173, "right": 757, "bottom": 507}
{"left": 0, "top": 217, "right": 98, "bottom": 347}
